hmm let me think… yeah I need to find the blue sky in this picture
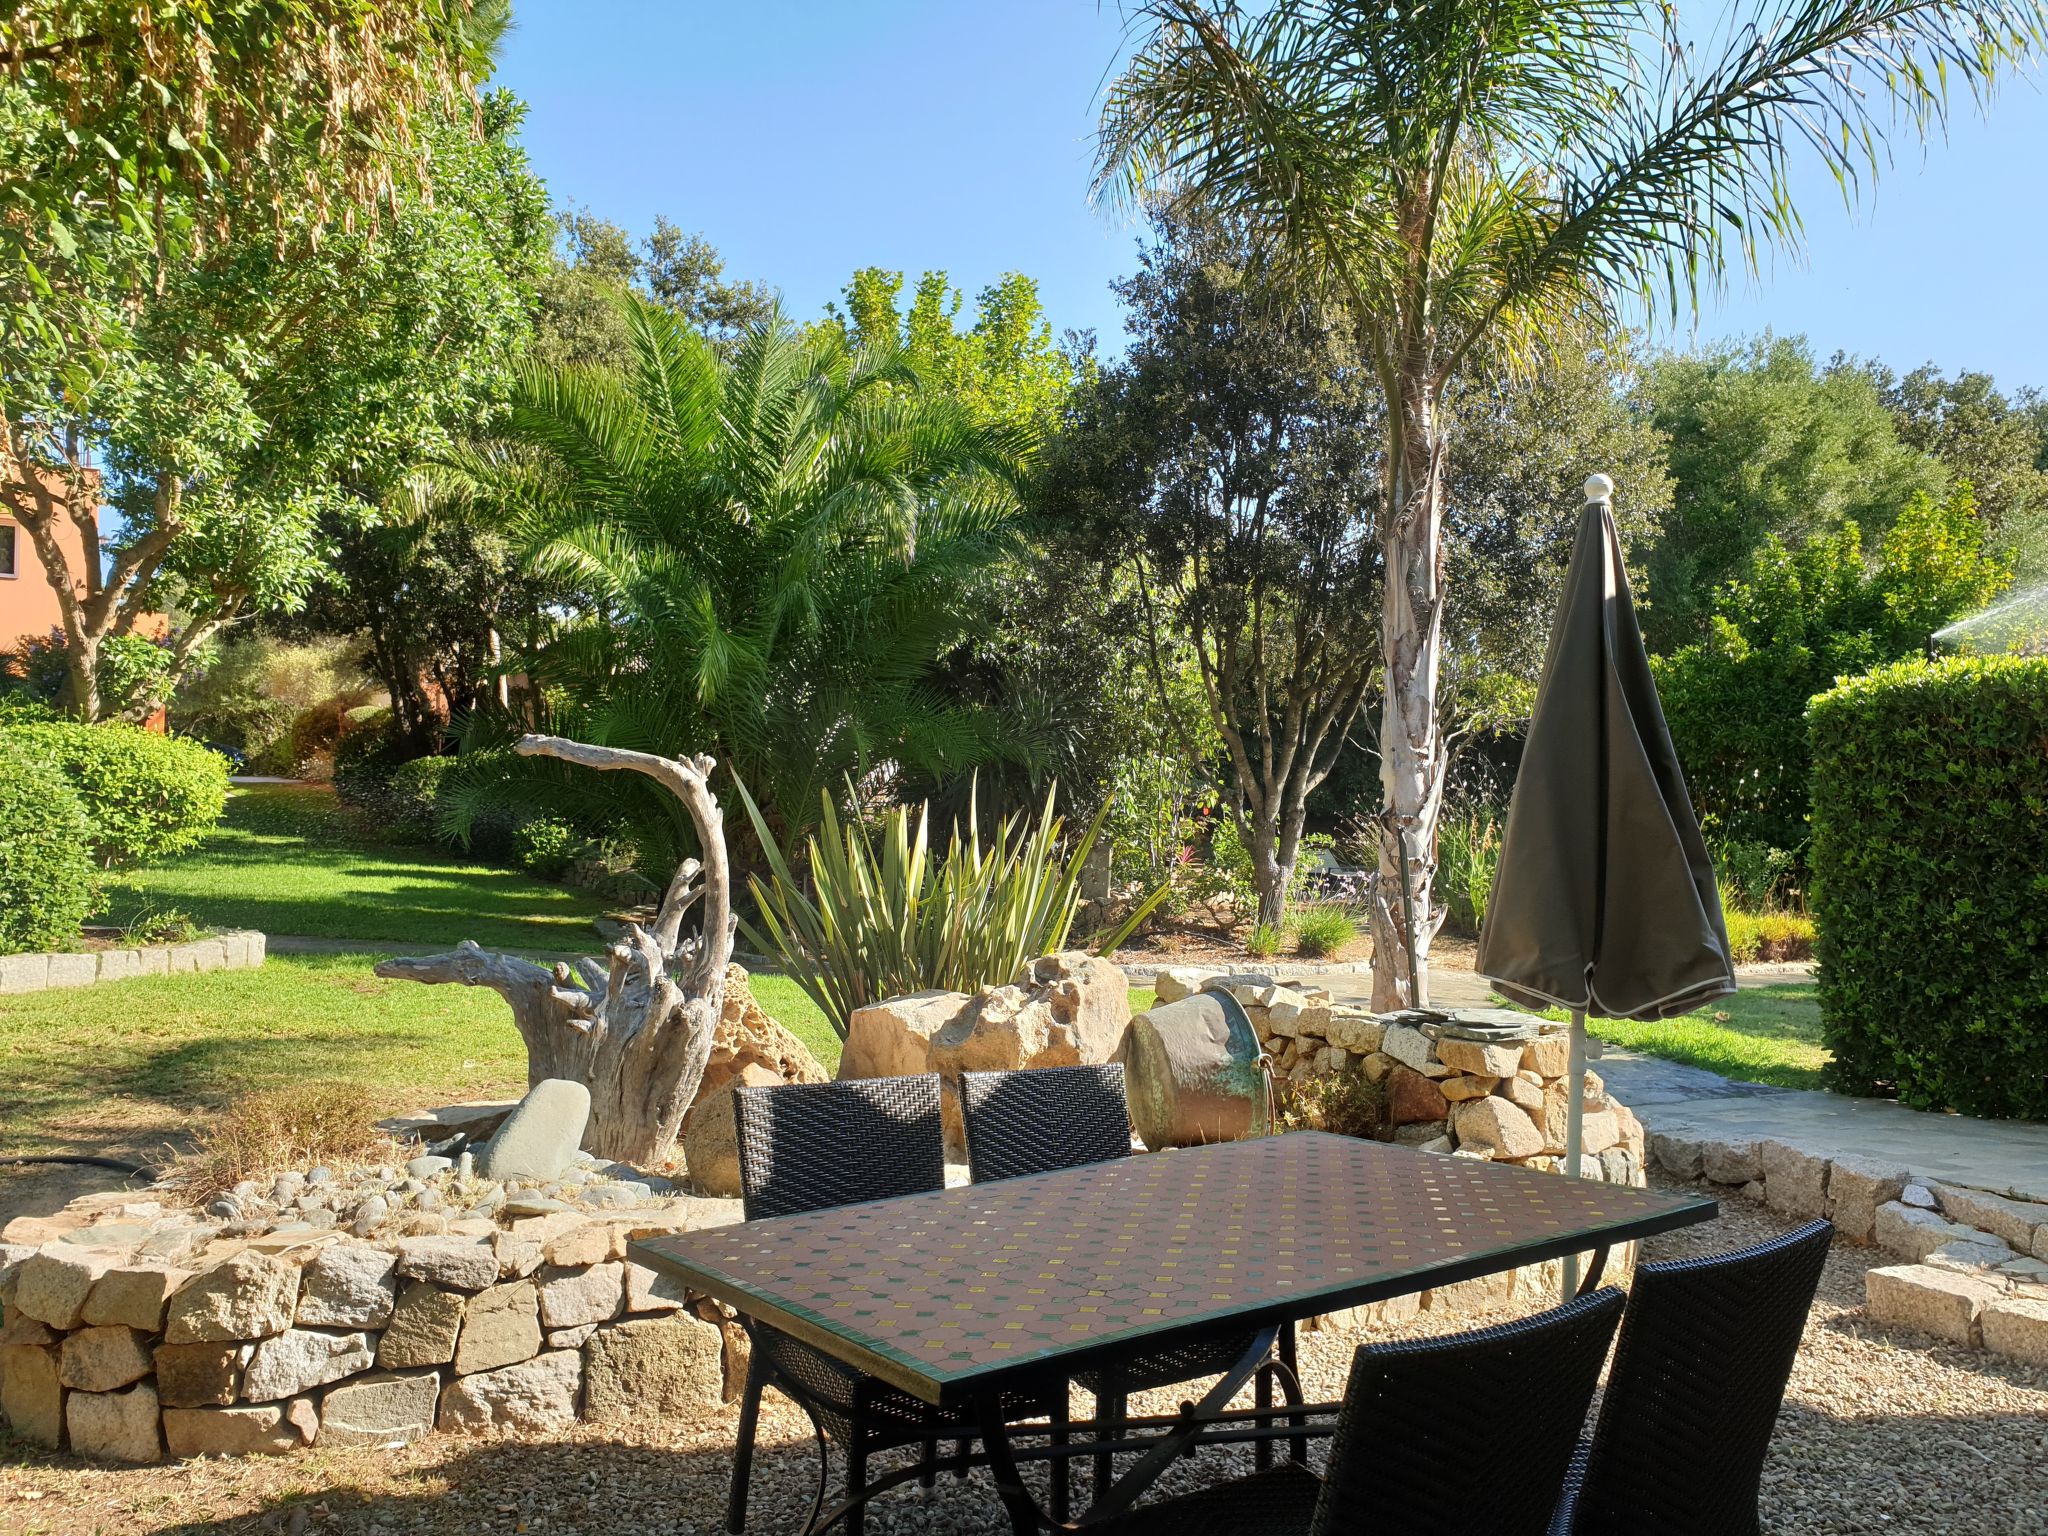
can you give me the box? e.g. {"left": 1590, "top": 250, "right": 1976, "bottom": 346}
{"left": 496, "top": 1, "right": 2048, "bottom": 390}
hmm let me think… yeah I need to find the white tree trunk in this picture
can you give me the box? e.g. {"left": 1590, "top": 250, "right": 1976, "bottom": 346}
{"left": 375, "top": 733, "right": 735, "bottom": 1167}
{"left": 1371, "top": 391, "right": 1449, "bottom": 1010}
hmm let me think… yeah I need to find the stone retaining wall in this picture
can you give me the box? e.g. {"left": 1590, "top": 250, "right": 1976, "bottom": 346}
{"left": 0, "top": 930, "right": 266, "bottom": 995}
{"left": 1643, "top": 1132, "right": 2048, "bottom": 1367}
{"left": 0, "top": 1201, "right": 741, "bottom": 1462}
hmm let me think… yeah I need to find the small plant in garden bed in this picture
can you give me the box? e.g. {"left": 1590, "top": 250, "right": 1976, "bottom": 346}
{"left": 173, "top": 1081, "right": 401, "bottom": 1205}
{"left": 1244, "top": 920, "right": 1284, "bottom": 959}
{"left": 1276, "top": 1063, "right": 1388, "bottom": 1140}
{"left": 1290, "top": 905, "right": 1359, "bottom": 958}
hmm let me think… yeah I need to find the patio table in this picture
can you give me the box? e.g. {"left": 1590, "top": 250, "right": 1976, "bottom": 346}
{"left": 633, "top": 1130, "right": 1716, "bottom": 1534}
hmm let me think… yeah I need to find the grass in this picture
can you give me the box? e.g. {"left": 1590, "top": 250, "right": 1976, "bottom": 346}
{"left": 1583, "top": 984, "right": 1829, "bottom": 1090}
{"left": 0, "top": 951, "right": 840, "bottom": 1157}
{"left": 101, "top": 783, "right": 613, "bottom": 951}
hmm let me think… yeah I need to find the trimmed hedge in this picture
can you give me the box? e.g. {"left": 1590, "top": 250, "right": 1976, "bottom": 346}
{"left": 0, "top": 735, "right": 97, "bottom": 954}
{"left": 1, "top": 722, "right": 228, "bottom": 867}
{"left": 1808, "top": 655, "right": 2048, "bottom": 1118}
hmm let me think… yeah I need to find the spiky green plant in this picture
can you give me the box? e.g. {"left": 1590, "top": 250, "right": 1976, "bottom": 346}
{"left": 740, "top": 781, "right": 1163, "bottom": 1039}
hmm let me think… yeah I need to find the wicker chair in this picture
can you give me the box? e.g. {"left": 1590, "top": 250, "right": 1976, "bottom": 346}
{"left": 958, "top": 1064, "right": 1302, "bottom": 1496}
{"left": 1105, "top": 1287, "right": 1629, "bottom": 1536}
{"left": 726, "top": 1075, "right": 1061, "bottom": 1535}
{"left": 1548, "top": 1218, "right": 1832, "bottom": 1536}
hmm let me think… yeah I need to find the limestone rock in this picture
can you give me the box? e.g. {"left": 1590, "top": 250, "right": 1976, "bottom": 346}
{"left": 1520, "top": 1034, "right": 1571, "bottom": 1077}
{"left": 82, "top": 1265, "right": 189, "bottom": 1332}
{"left": 1866, "top": 1263, "right": 2003, "bottom": 1346}
{"left": 12, "top": 1249, "right": 109, "bottom": 1329}
{"left": 477, "top": 1078, "right": 592, "bottom": 1182}
{"left": 582, "top": 1313, "right": 725, "bottom": 1423}
{"left": 544, "top": 1220, "right": 626, "bottom": 1268}
{"left": 1648, "top": 1133, "right": 1704, "bottom": 1181}
{"left": 58, "top": 1325, "right": 154, "bottom": 1392}
{"left": 1934, "top": 1185, "right": 2045, "bottom": 1255}
{"left": 841, "top": 989, "right": 969, "bottom": 1080}
{"left": 1438, "top": 1073, "right": 1499, "bottom": 1102}
{"left": 164, "top": 1252, "right": 299, "bottom": 1344}
{"left": 395, "top": 1236, "right": 500, "bottom": 1292}
{"left": 67, "top": 1381, "right": 160, "bottom": 1463}
{"left": 1386, "top": 1065, "right": 1451, "bottom": 1126}
{"left": 1755, "top": 1141, "right": 1831, "bottom": 1220}
{"left": 1501, "top": 1074, "right": 1545, "bottom": 1114}
{"left": 1699, "top": 1139, "right": 1763, "bottom": 1185}
{"left": 453, "top": 1280, "right": 541, "bottom": 1375}
{"left": 1577, "top": 1108, "right": 1622, "bottom": 1156}
{"left": 1323, "top": 1014, "right": 1385, "bottom": 1055}
{"left": 318, "top": 1371, "right": 441, "bottom": 1447}
{"left": 1150, "top": 967, "right": 1208, "bottom": 1005}
{"left": 1827, "top": 1157, "right": 1910, "bottom": 1244}
{"left": 164, "top": 1400, "right": 317, "bottom": 1457}
{"left": 1927, "top": 1238, "right": 2016, "bottom": 1274}
{"left": 1874, "top": 1202, "right": 1984, "bottom": 1263}
{"left": 1381, "top": 1024, "right": 1449, "bottom": 1078}
{"left": 1392, "top": 1120, "right": 1448, "bottom": 1147}
{"left": 538, "top": 1262, "right": 625, "bottom": 1330}
{"left": 1981, "top": 1295, "right": 2048, "bottom": 1366}
{"left": 0, "top": 1320, "right": 64, "bottom": 1448}
{"left": 1451, "top": 1096, "right": 1543, "bottom": 1159}
{"left": 684, "top": 965, "right": 829, "bottom": 1130}
{"left": 618, "top": 1262, "right": 686, "bottom": 1316}
{"left": 682, "top": 1061, "right": 781, "bottom": 1198}
{"left": 438, "top": 1349, "right": 583, "bottom": 1434}
{"left": 1437, "top": 1038, "right": 1523, "bottom": 1078}
{"left": 242, "top": 1328, "right": 375, "bottom": 1401}
{"left": 492, "top": 1232, "right": 545, "bottom": 1280}
{"left": 154, "top": 1341, "right": 250, "bottom": 1407}
{"left": 378, "top": 1282, "right": 465, "bottom": 1369}
{"left": 297, "top": 1245, "right": 398, "bottom": 1328}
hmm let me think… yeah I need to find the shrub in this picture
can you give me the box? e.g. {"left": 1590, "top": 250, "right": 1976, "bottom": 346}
{"left": 1808, "top": 654, "right": 2048, "bottom": 1118}
{"left": 514, "top": 816, "right": 580, "bottom": 880}
{"left": 1290, "top": 905, "right": 1358, "bottom": 958}
{"left": 0, "top": 736, "right": 98, "bottom": 954}
{"left": 1, "top": 721, "right": 227, "bottom": 866}
{"left": 1189, "top": 817, "right": 1329, "bottom": 920}
{"left": 379, "top": 754, "right": 457, "bottom": 842}
{"left": 172, "top": 635, "right": 371, "bottom": 772}
{"left": 331, "top": 709, "right": 407, "bottom": 808}
{"left": 1710, "top": 838, "right": 1799, "bottom": 912}
{"left": 1276, "top": 1063, "right": 1388, "bottom": 1140}
{"left": 1435, "top": 807, "right": 1502, "bottom": 936}
{"left": 174, "top": 1082, "right": 399, "bottom": 1204}
{"left": 1720, "top": 905, "right": 1815, "bottom": 964}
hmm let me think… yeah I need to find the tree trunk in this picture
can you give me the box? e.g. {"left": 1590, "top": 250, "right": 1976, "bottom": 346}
{"left": 1370, "top": 380, "right": 1449, "bottom": 1010}
{"left": 375, "top": 733, "right": 735, "bottom": 1167}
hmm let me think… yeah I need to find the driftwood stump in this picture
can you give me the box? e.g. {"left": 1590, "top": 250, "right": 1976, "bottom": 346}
{"left": 375, "top": 734, "right": 735, "bottom": 1167}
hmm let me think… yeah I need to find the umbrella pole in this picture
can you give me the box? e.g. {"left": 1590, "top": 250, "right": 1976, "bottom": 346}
{"left": 1561, "top": 1009, "right": 1587, "bottom": 1298}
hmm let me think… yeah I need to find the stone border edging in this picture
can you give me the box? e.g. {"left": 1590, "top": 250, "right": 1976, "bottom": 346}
{"left": 0, "top": 931, "right": 266, "bottom": 995}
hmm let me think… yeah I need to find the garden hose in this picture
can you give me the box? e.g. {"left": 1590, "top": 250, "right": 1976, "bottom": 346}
{"left": 0, "top": 1154, "right": 155, "bottom": 1178}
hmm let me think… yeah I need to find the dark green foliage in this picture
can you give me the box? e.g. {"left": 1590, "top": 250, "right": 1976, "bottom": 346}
{"left": 1808, "top": 655, "right": 2048, "bottom": 1118}
{"left": 380, "top": 756, "right": 459, "bottom": 843}
{"left": 1, "top": 722, "right": 227, "bottom": 868}
{"left": 1655, "top": 485, "right": 2009, "bottom": 852}
{"left": 330, "top": 712, "right": 408, "bottom": 811}
{"left": 0, "top": 735, "right": 97, "bottom": 953}
{"left": 513, "top": 817, "right": 579, "bottom": 881}
{"left": 1290, "top": 906, "right": 1357, "bottom": 958}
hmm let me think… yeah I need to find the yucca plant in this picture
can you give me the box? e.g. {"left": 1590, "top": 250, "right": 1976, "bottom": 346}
{"left": 740, "top": 780, "right": 1163, "bottom": 1039}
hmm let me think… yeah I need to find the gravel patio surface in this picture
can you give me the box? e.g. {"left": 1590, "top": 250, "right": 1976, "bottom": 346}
{"left": 1, "top": 1175, "right": 2042, "bottom": 1536}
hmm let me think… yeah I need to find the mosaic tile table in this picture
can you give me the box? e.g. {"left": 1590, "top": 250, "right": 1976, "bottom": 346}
{"left": 635, "top": 1130, "right": 1716, "bottom": 1531}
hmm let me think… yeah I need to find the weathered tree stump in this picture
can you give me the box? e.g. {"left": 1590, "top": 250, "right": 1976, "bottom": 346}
{"left": 375, "top": 734, "right": 734, "bottom": 1167}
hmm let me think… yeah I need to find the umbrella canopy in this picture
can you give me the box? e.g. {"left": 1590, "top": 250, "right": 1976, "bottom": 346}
{"left": 1477, "top": 475, "right": 1736, "bottom": 1021}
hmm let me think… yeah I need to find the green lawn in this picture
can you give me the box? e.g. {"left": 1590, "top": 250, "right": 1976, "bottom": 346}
{"left": 0, "top": 951, "right": 838, "bottom": 1157}
{"left": 1585, "top": 984, "right": 1828, "bottom": 1090}
{"left": 102, "top": 784, "right": 613, "bottom": 952}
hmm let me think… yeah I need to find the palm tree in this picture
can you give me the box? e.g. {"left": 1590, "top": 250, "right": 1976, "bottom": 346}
{"left": 1097, "top": 0, "right": 2047, "bottom": 1008}
{"left": 445, "top": 293, "right": 1030, "bottom": 853}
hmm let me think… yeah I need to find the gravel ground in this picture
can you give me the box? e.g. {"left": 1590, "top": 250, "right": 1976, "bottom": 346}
{"left": 2, "top": 1175, "right": 2043, "bottom": 1536}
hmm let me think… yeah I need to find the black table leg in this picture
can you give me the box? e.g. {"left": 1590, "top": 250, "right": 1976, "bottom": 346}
{"left": 1577, "top": 1246, "right": 1612, "bottom": 1296}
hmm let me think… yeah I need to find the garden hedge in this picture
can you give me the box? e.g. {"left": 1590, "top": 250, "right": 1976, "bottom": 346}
{"left": 1807, "top": 654, "right": 2048, "bottom": 1118}
{"left": 0, "top": 722, "right": 228, "bottom": 867}
{"left": 0, "top": 735, "right": 97, "bottom": 954}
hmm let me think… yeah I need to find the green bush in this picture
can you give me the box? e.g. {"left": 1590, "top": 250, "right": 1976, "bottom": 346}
{"left": 1435, "top": 808, "right": 1501, "bottom": 936}
{"left": 0, "top": 722, "right": 227, "bottom": 867}
{"left": 331, "top": 710, "right": 406, "bottom": 809}
{"left": 0, "top": 736, "right": 98, "bottom": 953}
{"left": 381, "top": 755, "right": 458, "bottom": 842}
{"left": 1808, "top": 654, "right": 2048, "bottom": 1118}
{"left": 513, "top": 816, "right": 580, "bottom": 880}
{"left": 172, "top": 635, "right": 371, "bottom": 772}
{"left": 1290, "top": 906, "right": 1357, "bottom": 957}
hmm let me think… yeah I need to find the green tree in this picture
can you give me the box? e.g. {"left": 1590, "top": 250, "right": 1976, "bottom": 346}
{"left": 827, "top": 267, "right": 1081, "bottom": 443}
{"left": 1639, "top": 337, "right": 1944, "bottom": 650}
{"left": 1873, "top": 362, "right": 2048, "bottom": 579}
{"left": 1655, "top": 483, "right": 2010, "bottom": 853}
{"left": 1098, "top": 0, "right": 2047, "bottom": 1007}
{"left": 444, "top": 294, "right": 1030, "bottom": 852}
{"left": 1, "top": 91, "right": 548, "bottom": 721}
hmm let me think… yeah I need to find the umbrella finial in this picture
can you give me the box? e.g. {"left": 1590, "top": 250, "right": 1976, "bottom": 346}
{"left": 1584, "top": 472, "right": 1614, "bottom": 505}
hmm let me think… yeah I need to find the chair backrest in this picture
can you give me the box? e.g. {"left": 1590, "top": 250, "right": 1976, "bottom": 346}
{"left": 1563, "top": 1219, "right": 1832, "bottom": 1536}
{"left": 731, "top": 1075, "right": 946, "bottom": 1221}
{"left": 958, "top": 1064, "right": 1134, "bottom": 1183}
{"left": 1312, "top": 1287, "right": 1626, "bottom": 1536}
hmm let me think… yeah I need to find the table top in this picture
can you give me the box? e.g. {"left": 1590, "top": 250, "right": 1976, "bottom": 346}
{"left": 633, "top": 1131, "right": 1716, "bottom": 1404}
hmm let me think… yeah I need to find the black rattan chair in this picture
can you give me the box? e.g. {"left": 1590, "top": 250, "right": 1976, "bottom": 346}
{"left": 958, "top": 1064, "right": 1300, "bottom": 1497}
{"left": 1548, "top": 1218, "right": 1832, "bottom": 1536}
{"left": 1106, "top": 1286, "right": 1629, "bottom": 1536}
{"left": 726, "top": 1074, "right": 1062, "bottom": 1535}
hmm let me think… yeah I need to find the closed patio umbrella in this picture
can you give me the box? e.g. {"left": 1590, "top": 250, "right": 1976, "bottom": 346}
{"left": 1476, "top": 474, "right": 1735, "bottom": 1291}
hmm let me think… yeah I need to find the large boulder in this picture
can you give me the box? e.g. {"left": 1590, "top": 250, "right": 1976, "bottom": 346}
{"left": 840, "top": 953, "right": 1131, "bottom": 1157}
{"left": 681, "top": 968, "right": 831, "bottom": 1196}
{"left": 476, "top": 1079, "right": 591, "bottom": 1182}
